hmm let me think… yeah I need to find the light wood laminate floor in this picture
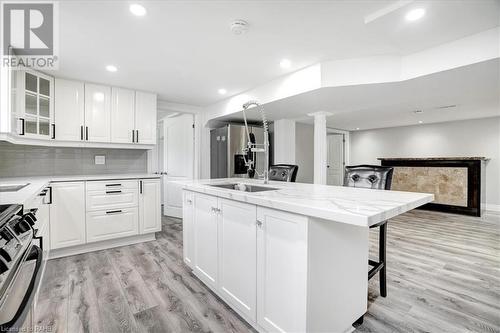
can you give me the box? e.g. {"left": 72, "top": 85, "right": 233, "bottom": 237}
{"left": 35, "top": 210, "right": 500, "bottom": 333}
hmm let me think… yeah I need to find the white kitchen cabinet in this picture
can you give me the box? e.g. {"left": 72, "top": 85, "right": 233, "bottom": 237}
{"left": 256, "top": 207, "right": 308, "bottom": 333}
{"left": 139, "top": 179, "right": 161, "bottom": 234}
{"left": 49, "top": 182, "right": 86, "bottom": 249}
{"left": 14, "top": 70, "right": 55, "bottom": 139}
{"left": 182, "top": 191, "right": 195, "bottom": 268}
{"left": 86, "top": 207, "right": 139, "bottom": 243}
{"left": 84, "top": 83, "right": 111, "bottom": 142}
{"left": 54, "top": 78, "right": 85, "bottom": 141}
{"left": 111, "top": 87, "right": 136, "bottom": 143}
{"left": 193, "top": 193, "right": 219, "bottom": 289}
{"left": 218, "top": 199, "right": 257, "bottom": 321}
{"left": 135, "top": 91, "right": 157, "bottom": 144}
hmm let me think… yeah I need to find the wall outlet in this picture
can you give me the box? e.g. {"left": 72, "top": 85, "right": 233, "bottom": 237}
{"left": 95, "top": 155, "right": 106, "bottom": 165}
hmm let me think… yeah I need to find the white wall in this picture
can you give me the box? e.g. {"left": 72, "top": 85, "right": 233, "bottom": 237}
{"left": 350, "top": 117, "right": 500, "bottom": 210}
{"left": 295, "top": 122, "right": 314, "bottom": 183}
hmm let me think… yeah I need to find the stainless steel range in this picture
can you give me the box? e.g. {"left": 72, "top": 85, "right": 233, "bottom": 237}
{"left": 0, "top": 204, "right": 43, "bottom": 332}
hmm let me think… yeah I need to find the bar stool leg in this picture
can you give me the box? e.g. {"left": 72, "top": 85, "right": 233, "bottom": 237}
{"left": 379, "top": 222, "right": 387, "bottom": 297}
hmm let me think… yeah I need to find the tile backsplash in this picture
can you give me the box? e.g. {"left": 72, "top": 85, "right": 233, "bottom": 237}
{"left": 0, "top": 142, "right": 148, "bottom": 177}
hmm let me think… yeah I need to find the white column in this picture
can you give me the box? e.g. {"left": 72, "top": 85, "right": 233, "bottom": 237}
{"left": 273, "top": 119, "right": 296, "bottom": 164}
{"left": 308, "top": 112, "right": 332, "bottom": 184}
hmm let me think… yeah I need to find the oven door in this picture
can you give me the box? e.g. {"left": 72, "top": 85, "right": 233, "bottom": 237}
{"left": 0, "top": 245, "right": 43, "bottom": 331}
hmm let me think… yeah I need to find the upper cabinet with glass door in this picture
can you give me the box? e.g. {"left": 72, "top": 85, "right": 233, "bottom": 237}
{"left": 13, "top": 70, "right": 55, "bottom": 139}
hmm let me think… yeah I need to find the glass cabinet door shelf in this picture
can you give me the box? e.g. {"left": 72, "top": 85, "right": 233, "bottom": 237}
{"left": 16, "top": 70, "right": 54, "bottom": 139}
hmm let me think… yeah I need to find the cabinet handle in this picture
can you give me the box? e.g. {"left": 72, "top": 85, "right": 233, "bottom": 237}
{"left": 139, "top": 180, "right": 143, "bottom": 194}
{"left": 136, "top": 130, "right": 139, "bottom": 143}
{"left": 105, "top": 183, "right": 121, "bottom": 187}
{"left": 48, "top": 186, "right": 52, "bottom": 204}
{"left": 20, "top": 118, "right": 25, "bottom": 135}
{"left": 80, "top": 125, "right": 83, "bottom": 140}
{"left": 51, "top": 124, "right": 55, "bottom": 139}
{"left": 106, "top": 190, "right": 122, "bottom": 194}
{"left": 132, "top": 129, "right": 135, "bottom": 143}
{"left": 106, "top": 210, "right": 122, "bottom": 214}
{"left": 256, "top": 220, "right": 263, "bottom": 228}
{"left": 85, "top": 126, "right": 89, "bottom": 140}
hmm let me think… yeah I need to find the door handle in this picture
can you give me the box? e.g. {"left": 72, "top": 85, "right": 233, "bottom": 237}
{"left": 256, "top": 220, "right": 263, "bottom": 228}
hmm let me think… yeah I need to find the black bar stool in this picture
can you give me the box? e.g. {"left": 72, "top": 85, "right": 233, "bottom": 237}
{"left": 268, "top": 164, "right": 299, "bottom": 182}
{"left": 344, "top": 165, "right": 394, "bottom": 298}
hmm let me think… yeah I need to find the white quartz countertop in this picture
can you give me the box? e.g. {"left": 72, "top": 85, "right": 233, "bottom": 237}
{"left": 0, "top": 173, "right": 160, "bottom": 205}
{"left": 180, "top": 178, "right": 434, "bottom": 227}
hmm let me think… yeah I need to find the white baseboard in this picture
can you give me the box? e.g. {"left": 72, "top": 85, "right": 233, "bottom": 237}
{"left": 483, "top": 203, "right": 500, "bottom": 213}
{"left": 49, "top": 233, "right": 156, "bottom": 259}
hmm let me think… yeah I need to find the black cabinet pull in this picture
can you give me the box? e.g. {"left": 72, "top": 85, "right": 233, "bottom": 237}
{"left": 136, "top": 130, "right": 139, "bottom": 143}
{"left": 85, "top": 126, "right": 89, "bottom": 140}
{"left": 105, "top": 183, "right": 121, "bottom": 187}
{"left": 106, "top": 190, "right": 122, "bottom": 194}
{"left": 51, "top": 124, "right": 55, "bottom": 139}
{"left": 80, "top": 125, "right": 83, "bottom": 140}
{"left": 106, "top": 210, "right": 122, "bottom": 214}
{"left": 48, "top": 186, "right": 52, "bottom": 204}
{"left": 140, "top": 180, "right": 143, "bottom": 194}
{"left": 20, "top": 118, "right": 25, "bottom": 135}
{"left": 132, "top": 129, "right": 135, "bottom": 143}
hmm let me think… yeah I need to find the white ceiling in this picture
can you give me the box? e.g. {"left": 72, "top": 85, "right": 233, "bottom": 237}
{"left": 214, "top": 59, "right": 500, "bottom": 131}
{"left": 54, "top": 0, "right": 500, "bottom": 106}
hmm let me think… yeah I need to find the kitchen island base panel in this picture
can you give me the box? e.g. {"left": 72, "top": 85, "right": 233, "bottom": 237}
{"left": 48, "top": 233, "right": 156, "bottom": 259}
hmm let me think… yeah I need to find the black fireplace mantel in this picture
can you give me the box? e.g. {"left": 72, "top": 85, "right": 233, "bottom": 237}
{"left": 379, "top": 157, "right": 487, "bottom": 217}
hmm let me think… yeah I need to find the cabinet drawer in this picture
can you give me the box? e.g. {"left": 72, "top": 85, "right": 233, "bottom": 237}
{"left": 86, "top": 207, "right": 139, "bottom": 243}
{"left": 86, "top": 188, "right": 138, "bottom": 211}
{"left": 86, "top": 179, "right": 138, "bottom": 191}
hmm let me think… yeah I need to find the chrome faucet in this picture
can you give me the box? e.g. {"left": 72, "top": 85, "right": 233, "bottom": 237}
{"left": 241, "top": 100, "right": 270, "bottom": 184}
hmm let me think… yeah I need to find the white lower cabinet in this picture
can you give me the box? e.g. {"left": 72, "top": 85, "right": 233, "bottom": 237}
{"left": 256, "top": 207, "right": 308, "bottom": 333}
{"left": 218, "top": 199, "right": 257, "bottom": 321}
{"left": 182, "top": 191, "right": 195, "bottom": 268}
{"left": 139, "top": 179, "right": 161, "bottom": 234}
{"left": 183, "top": 190, "right": 311, "bottom": 333}
{"left": 193, "top": 193, "right": 219, "bottom": 289}
{"left": 50, "top": 182, "right": 86, "bottom": 249}
{"left": 86, "top": 207, "right": 139, "bottom": 243}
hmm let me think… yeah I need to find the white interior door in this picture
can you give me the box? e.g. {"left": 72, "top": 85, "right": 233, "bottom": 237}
{"left": 327, "top": 134, "right": 344, "bottom": 186}
{"left": 163, "top": 113, "right": 194, "bottom": 217}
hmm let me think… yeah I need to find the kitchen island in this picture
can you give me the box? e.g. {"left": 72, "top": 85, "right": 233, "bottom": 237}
{"left": 180, "top": 178, "right": 433, "bottom": 333}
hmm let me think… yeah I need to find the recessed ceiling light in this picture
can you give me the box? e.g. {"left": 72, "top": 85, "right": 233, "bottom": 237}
{"left": 355, "top": 127, "right": 360, "bottom": 130}
{"left": 105, "top": 65, "right": 117, "bottom": 72}
{"left": 418, "top": 120, "right": 423, "bottom": 124}
{"left": 280, "top": 59, "right": 292, "bottom": 69}
{"left": 218, "top": 88, "right": 227, "bottom": 95}
{"left": 129, "top": 4, "right": 146, "bottom": 16}
{"left": 405, "top": 8, "right": 425, "bottom": 22}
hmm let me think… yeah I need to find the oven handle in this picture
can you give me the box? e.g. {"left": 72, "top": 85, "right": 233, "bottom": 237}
{"left": 0, "top": 245, "right": 43, "bottom": 332}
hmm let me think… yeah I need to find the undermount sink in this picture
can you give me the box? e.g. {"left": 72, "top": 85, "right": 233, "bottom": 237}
{"left": 0, "top": 183, "right": 30, "bottom": 192}
{"left": 209, "top": 183, "right": 279, "bottom": 193}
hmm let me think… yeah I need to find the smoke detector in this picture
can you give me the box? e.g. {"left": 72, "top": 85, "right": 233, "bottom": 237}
{"left": 230, "top": 19, "right": 249, "bottom": 35}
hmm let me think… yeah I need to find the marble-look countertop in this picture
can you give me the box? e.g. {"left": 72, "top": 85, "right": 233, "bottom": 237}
{"left": 179, "top": 178, "right": 434, "bottom": 227}
{"left": 378, "top": 157, "right": 488, "bottom": 161}
{"left": 0, "top": 173, "right": 160, "bottom": 205}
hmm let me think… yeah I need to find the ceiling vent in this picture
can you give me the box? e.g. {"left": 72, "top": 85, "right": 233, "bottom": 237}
{"left": 230, "top": 19, "right": 249, "bottom": 35}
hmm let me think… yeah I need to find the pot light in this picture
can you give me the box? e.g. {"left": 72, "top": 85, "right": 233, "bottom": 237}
{"left": 355, "top": 128, "right": 360, "bottom": 130}
{"left": 418, "top": 120, "right": 423, "bottom": 124}
{"left": 130, "top": 4, "right": 146, "bottom": 16}
{"left": 280, "top": 59, "right": 292, "bottom": 69}
{"left": 218, "top": 88, "right": 227, "bottom": 95}
{"left": 105, "top": 65, "right": 117, "bottom": 72}
{"left": 405, "top": 8, "right": 425, "bottom": 21}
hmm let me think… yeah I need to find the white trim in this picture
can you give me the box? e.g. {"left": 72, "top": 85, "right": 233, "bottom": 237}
{"left": 49, "top": 233, "right": 156, "bottom": 259}
{"left": 484, "top": 203, "right": 500, "bottom": 213}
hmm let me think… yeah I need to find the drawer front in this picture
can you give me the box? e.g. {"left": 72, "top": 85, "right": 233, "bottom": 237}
{"left": 86, "top": 179, "right": 138, "bottom": 191}
{"left": 86, "top": 207, "right": 139, "bottom": 243}
{"left": 86, "top": 188, "right": 138, "bottom": 211}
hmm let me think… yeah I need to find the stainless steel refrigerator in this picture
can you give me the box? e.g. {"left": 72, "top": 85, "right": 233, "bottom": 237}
{"left": 210, "top": 124, "right": 267, "bottom": 179}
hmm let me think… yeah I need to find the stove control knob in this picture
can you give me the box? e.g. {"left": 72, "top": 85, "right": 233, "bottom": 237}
{"left": 13, "top": 220, "right": 30, "bottom": 234}
{"left": 0, "top": 258, "right": 8, "bottom": 275}
{"left": 0, "top": 248, "right": 12, "bottom": 262}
